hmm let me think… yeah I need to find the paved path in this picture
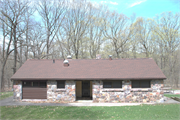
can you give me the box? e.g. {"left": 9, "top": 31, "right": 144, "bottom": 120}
{"left": 163, "top": 97, "right": 180, "bottom": 103}
{"left": 0, "top": 96, "right": 179, "bottom": 107}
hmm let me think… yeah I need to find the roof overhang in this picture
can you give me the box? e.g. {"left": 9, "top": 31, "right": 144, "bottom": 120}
{"left": 11, "top": 77, "right": 166, "bottom": 81}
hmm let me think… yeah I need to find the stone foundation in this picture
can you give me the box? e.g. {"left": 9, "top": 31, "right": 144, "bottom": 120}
{"left": 47, "top": 80, "right": 76, "bottom": 102}
{"left": 13, "top": 80, "right": 22, "bottom": 101}
{"left": 92, "top": 80, "right": 164, "bottom": 103}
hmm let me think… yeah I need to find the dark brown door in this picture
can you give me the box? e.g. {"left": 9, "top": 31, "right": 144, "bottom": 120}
{"left": 22, "top": 88, "right": 47, "bottom": 99}
{"left": 22, "top": 81, "right": 47, "bottom": 99}
{"left": 82, "top": 81, "right": 90, "bottom": 97}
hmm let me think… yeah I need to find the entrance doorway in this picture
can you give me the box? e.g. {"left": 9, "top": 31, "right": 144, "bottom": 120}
{"left": 82, "top": 81, "right": 90, "bottom": 97}
{"left": 76, "top": 81, "right": 92, "bottom": 100}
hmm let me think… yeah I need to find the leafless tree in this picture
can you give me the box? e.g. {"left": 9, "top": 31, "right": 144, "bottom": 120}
{"left": 103, "top": 11, "right": 136, "bottom": 58}
{"left": 151, "top": 12, "right": 180, "bottom": 87}
{"left": 87, "top": 4, "right": 106, "bottom": 59}
{"left": 36, "top": 0, "right": 66, "bottom": 59}
{"left": 62, "top": 0, "right": 91, "bottom": 59}
{"left": 133, "top": 17, "right": 153, "bottom": 57}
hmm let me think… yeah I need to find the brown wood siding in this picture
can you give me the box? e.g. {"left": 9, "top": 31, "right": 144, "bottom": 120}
{"left": 22, "top": 88, "right": 47, "bottom": 99}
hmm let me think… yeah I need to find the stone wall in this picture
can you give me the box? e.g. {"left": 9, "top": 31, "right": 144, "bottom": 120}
{"left": 13, "top": 80, "right": 22, "bottom": 101}
{"left": 47, "top": 80, "right": 76, "bottom": 102}
{"left": 13, "top": 79, "right": 163, "bottom": 103}
{"left": 92, "top": 80, "right": 164, "bottom": 103}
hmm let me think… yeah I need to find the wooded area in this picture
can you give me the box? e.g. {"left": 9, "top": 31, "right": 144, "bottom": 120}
{"left": 0, "top": 0, "right": 179, "bottom": 91}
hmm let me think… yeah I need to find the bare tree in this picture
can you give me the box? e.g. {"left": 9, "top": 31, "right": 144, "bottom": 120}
{"left": 0, "top": 0, "right": 30, "bottom": 90}
{"left": 103, "top": 11, "right": 136, "bottom": 58}
{"left": 151, "top": 12, "right": 180, "bottom": 87}
{"left": 27, "top": 22, "right": 46, "bottom": 59}
{"left": 36, "top": 0, "right": 66, "bottom": 59}
{"left": 62, "top": 0, "right": 92, "bottom": 59}
{"left": 0, "top": 0, "right": 29, "bottom": 74}
{"left": 0, "top": 21, "right": 13, "bottom": 91}
{"left": 24, "top": 6, "right": 35, "bottom": 61}
{"left": 87, "top": 4, "right": 106, "bottom": 59}
{"left": 133, "top": 17, "right": 153, "bottom": 57}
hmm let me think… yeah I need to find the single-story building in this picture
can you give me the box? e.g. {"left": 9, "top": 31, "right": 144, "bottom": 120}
{"left": 11, "top": 57, "right": 166, "bottom": 103}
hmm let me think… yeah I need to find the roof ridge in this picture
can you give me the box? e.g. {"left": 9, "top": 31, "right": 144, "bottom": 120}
{"left": 27, "top": 59, "right": 64, "bottom": 61}
{"left": 27, "top": 58, "right": 153, "bottom": 61}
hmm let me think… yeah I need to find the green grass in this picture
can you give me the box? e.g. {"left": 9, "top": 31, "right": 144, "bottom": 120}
{"left": 164, "top": 94, "right": 180, "bottom": 98}
{"left": 0, "top": 92, "right": 13, "bottom": 100}
{"left": 0, "top": 104, "right": 180, "bottom": 120}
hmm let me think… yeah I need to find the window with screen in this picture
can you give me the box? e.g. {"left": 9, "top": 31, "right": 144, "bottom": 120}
{"left": 57, "top": 81, "right": 65, "bottom": 88}
{"left": 39, "top": 82, "right": 46, "bottom": 88}
{"left": 132, "top": 80, "right": 151, "bottom": 88}
{"left": 103, "top": 82, "right": 112, "bottom": 88}
{"left": 103, "top": 81, "right": 122, "bottom": 88}
{"left": 33, "top": 82, "right": 39, "bottom": 87}
{"left": 23, "top": 81, "right": 32, "bottom": 87}
{"left": 23, "top": 81, "right": 47, "bottom": 88}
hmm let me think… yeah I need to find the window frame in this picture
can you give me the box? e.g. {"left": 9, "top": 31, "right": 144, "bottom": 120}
{"left": 103, "top": 81, "right": 122, "bottom": 88}
{"left": 22, "top": 81, "right": 32, "bottom": 87}
{"left": 131, "top": 80, "right": 151, "bottom": 88}
{"left": 57, "top": 81, "right": 65, "bottom": 89}
{"left": 22, "top": 81, "right": 47, "bottom": 88}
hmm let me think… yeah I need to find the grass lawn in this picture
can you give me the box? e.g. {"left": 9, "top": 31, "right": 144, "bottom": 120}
{"left": 0, "top": 104, "right": 180, "bottom": 120}
{"left": 164, "top": 94, "right": 180, "bottom": 98}
{"left": 0, "top": 92, "right": 13, "bottom": 100}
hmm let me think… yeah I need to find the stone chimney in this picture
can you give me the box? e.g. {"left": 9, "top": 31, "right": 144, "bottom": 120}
{"left": 109, "top": 55, "right": 112, "bottom": 60}
{"left": 63, "top": 60, "right": 69, "bottom": 67}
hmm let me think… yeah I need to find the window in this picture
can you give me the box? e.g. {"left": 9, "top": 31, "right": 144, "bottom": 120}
{"left": 23, "top": 81, "right": 31, "bottom": 87}
{"left": 39, "top": 82, "right": 46, "bottom": 88}
{"left": 33, "top": 82, "right": 39, "bottom": 87}
{"left": 23, "top": 81, "right": 46, "bottom": 88}
{"left": 57, "top": 81, "right": 65, "bottom": 88}
{"left": 103, "top": 81, "right": 122, "bottom": 88}
{"left": 132, "top": 80, "right": 151, "bottom": 88}
{"left": 104, "top": 82, "right": 112, "bottom": 88}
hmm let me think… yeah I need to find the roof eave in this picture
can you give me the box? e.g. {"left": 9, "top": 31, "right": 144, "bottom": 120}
{"left": 11, "top": 77, "right": 167, "bottom": 81}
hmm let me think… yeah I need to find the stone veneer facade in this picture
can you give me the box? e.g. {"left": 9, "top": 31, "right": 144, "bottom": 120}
{"left": 13, "top": 80, "right": 164, "bottom": 103}
{"left": 92, "top": 80, "right": 164, "bottom": 103}
{"left": 13, "top": 80, "right": 22, "bottom": 101}
{"left": 47, "top": 80, "right": 75, "bottom": 102}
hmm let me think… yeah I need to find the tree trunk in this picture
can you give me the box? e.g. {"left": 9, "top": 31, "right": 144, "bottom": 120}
{"left": 75, "top": 51, "right": 78, "bottom": 59}
{"left": 25, "top": 27, "right": 28, "bottom": 60}
{"left": 1, "top": 64, "right": 5, "bottom": 91}
{"left": 20, "top": 40, "right": 23, "bottom": 66}
{"left": 116, "top": 50, "right": 119, "bottom": 58}
{"left": 47, "top": 44, "right": 49, "bottom": 59}
{"left": 2, "top": 24, "right": 5, "bottom": 61}
{"left": 46, "top": 31, "right": 50, "bottom": 59}
{"left": 13, "top": 24, "right": 17, "bottom": 74}
{"left": 0, "top": 55, "right": 10, "bottom": 91}
{"left": 1, "top": 23, "right": 6, "bottom": 91}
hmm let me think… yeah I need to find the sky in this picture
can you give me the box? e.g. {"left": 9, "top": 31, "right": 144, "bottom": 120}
{"left": 0, "top": 0, "right": 179, "bottom": 46}
{"left": 91, "top": 0, "right": 180, "bottom": 18}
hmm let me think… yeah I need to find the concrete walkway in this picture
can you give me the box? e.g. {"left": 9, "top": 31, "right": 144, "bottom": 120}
{"left": 163, "top": 97, "right": 180, "bottom": 103}
{"left": 0, "top": 96, "right": 179, "bottom": 107}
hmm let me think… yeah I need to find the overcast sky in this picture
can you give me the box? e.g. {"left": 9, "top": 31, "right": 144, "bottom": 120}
{"left": 91, "top": 0, "right": 180, "bottom": 18}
